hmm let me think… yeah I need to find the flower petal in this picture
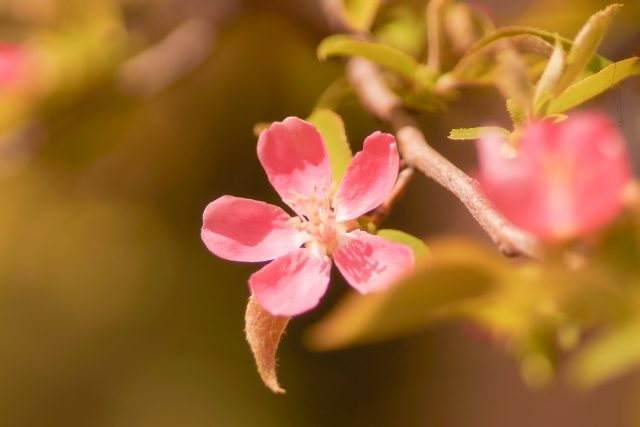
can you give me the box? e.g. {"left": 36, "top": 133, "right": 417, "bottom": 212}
{"left": 249, "top": 248, "right": 332, "bottom": 316}
{"left": 201, "top": 196, "right": 303, "bottom": 262}
{"left": 334, "top": 230, "right": 414, "bottom": 294}
{"left": 257, "top": 117, "right": 332, "bottom": 202}
{"left": 334, "top": 132, "right": 399, "bottom": 222}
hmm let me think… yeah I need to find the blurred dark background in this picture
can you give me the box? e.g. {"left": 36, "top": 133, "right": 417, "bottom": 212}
{"left": 0, "top": 0, "right": 639, "bottom": 426}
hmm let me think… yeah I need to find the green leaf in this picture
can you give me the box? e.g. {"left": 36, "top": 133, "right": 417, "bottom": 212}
{"left": 374, "top": 6, "right": 426, "bottom": 57}
{"left": 342, "top": 0, "right": 383, "bottom": 33}
{"left": 450, "top": 34, "right": 554, "bottom": 85}
{"left": 554, "top": 4, "right": 621, "bottom": 96}
{"left": 533, "top": 36, "right": 566, "bottom": 115}
{"left": 448, "top": 126, "right": 510, "bottom": 140}
{"left": 569, "top": 315, "right": 640, "bottom": 389}
{"left": 594, "top": 217, "right": 640, "bottom": 282}
{"left": 314, "top": 76, "right": 351, "bottom": 111}
{"left": 317, "top": 34, "right": 419, "bottom": 80}
{"left": 507, "top": 98, "right": 527, "bottom": 128}
{"left": 547, "top": 57, "right": 639, "bottom": 114}
{"left": 306, "top": 109, "right": 353, "bottom": 186}
{"left": 305, "top": 238, "right": 507, "bottom": 350}
{"left": 495, "top": 49, "right": 534, "bottom": 115}
{"left": 462, "top": 26, "right": 612, "bottom": 80}
{"left": 377, "top": 229, "right": 431, "bottom": 261}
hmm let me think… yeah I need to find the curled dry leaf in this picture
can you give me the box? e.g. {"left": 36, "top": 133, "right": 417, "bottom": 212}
{"left": 245, "top": 296, "right": 291, "bottom": 393}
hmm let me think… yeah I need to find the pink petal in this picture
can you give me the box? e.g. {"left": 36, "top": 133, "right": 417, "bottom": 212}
{"left": 334, "top": 132, "right": 399, "bottom": 222}
{"left": 249, "top": 248, "right": 332, "bottom": 316}
{"left": 201, "top": 196, "right": 303, "bottom": 262}
{"left": 334, "top": 230, "right": 414, "bottom": 294}
{"left": 477, "top": 113, "right": 632, "bottom": 240}
{"left": 257, "top": 117, "right": 332, "bottom": 202}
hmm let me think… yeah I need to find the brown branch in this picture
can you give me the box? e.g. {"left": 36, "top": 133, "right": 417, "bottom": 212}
{"left": 370, "top": 167, "right": 415, "bottom": 227}
{"left": 346, "top": 57, "right": 543, "bottom": 259}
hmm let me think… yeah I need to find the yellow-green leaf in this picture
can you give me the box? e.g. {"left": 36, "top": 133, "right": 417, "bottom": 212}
{"left": 450, "top": 34, "right": 553, "bottom": 85}
{"left": 317, "top": 34, "right": 419, "bottom": 80}
{"left": 554, "top": 4, "right": 621, "bottom": 96}
{"left": 342, "top": 0, "right": 383, "bottom": 33}
{"left": 305, "top": 238, "right": 507, "bottom": 350}
{"left": 507, "top": 98, "right": 527, "bottom": 129}
{"left": 374, "top": 6, "right": 426, "bottom": 57}
{"left": 533, "top": 36, "right": 566, "bottom": 115}
{"left": 495, "top": 49, "right": 534, "bottom": 115}
{"left": 448, "top": 126, "right": 510, "bottom": 140}
{"left": 569, "top": 315, "right": 640, "bottom": 389}
{"left": 306, "top": 109, "right": 353, "bottom": 186}
{"left": 547, "top": 57, "right": 639, "bottom": 115}
{"left": 314, "top": 76, "right": 351, "bottom": 111}
{"left": 463, "top": 26, "right": 612, "bottom": 80}
{"left": 377, "top": 229, "right": 431, "bottom": 261}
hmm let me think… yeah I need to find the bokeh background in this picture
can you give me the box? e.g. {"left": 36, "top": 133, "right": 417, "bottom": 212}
{"left": 0, "top": 0, "right": 639, "bottom": 426}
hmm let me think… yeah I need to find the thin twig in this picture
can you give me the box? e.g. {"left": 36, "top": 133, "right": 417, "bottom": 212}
{"left": 346, "top": 57, "right": 543, "bottom": 259}
{"left": 426, "top": 0, "right": 449, "bottom": 73}
{"left": 371, "top": 167, "right": 415, "bottom": 227}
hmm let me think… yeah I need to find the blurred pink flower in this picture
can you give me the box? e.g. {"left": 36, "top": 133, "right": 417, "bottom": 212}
{"left": 201, "top": 117, "right": 414, "bottom": 316}
{"left": 476, "top": 112, "right": 632, "bottom": 241}
{"left": 0, "top": 44, "right": 29, "bottom": 88}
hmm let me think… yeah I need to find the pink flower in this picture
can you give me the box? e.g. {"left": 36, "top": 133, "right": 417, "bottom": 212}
{"left": 476, "top": 112, "right": 632, "bottom": 241}
{"left": 0, "top": 44, "right": 30, "bottom": 88}
{"left": 201, "top": 117, "right": 414, "bottom": 316}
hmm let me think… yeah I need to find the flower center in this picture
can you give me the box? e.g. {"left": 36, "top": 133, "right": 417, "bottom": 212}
{"left": 286, "top": 180, "right": 351, "bottom": 257}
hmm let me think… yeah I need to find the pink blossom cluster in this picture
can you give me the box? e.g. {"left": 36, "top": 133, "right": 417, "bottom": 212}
{"left": 202, "top": 117, "right": 414, "bottom": 316}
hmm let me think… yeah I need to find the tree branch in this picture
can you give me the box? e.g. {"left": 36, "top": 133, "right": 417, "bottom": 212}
{"left": 346, "top": 57, "right": 543, "bottom": 259}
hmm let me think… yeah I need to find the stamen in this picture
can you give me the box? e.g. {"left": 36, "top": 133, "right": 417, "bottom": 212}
{"left": 286, "top": 178, "right": 345, "bottom": 255}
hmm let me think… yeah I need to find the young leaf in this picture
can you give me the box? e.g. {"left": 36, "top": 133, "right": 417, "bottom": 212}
{"left": 495, "top": 49, "right": 534, "bottom": 116}
{"left": 307, "top": 109, "right": 353, "bottom": 185}
{"left": 450, "top": 34, "right": 553, "bottom": 85}
{"left": 547, "top": 57, "right": 639, "bottom": 115}
{"left": 314, "top": 76, "right": 351, "bottom": 111}
{"left": 462, "top": 26, "right": 612, "bottom": 80}
{"left": 317, "top": 34, "right": 419, "bottom": 80}
{"left": 245, "top": 296, "right": 290, "bottom": 393}
{"left": 553, "top": 4, "right": 621, "bottom": 96}
{"left": 507, "top": 99, "right": 527, "bottom": 128}
{"left": 569, "top": 315, "right": 640, "bottom": 389}
{"left": 533, "top": 36, "right": 566, "bottom": 115}
{"left": 305, "top": 238, "right": 507, "bottom": 350}
{"left": 374, "top": 6, "right": 426, "bottom": 57}
{"left": 449, "top": 126, "right": 510, "bottom": 141}
{"left": 377, "top": 229, "right": 431, "bottom": 261}
{"left": 342, "top": 0, "right": 383, "bottom": 33}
